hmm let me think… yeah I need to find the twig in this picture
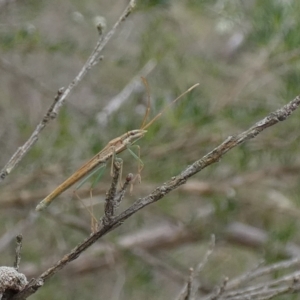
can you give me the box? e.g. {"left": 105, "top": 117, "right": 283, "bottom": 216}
{"left": 225, "top": 270, "right": 300, "bottom": 298}
{"left": 209, "top": 277, "right": 229, "bottom": 300}
{"left": 204, "top": 270, "right": 300, "bottom": 299}
{"left": 0, "top": 88, "right": 63, "bottom": 181}
{"left": 11, "top": 95, "right": 300, "bottom": 299}
{"left": 114, "top": 173, "right": 133, "bottom": 206}
{"left": 226, "top": 257, "right": 300, "bottom": 290}
{"left": 190, "top": 234, "right": 215, "bottom": 298}
{"left": 13, "top": 235, "right": 22, "bottom": 271}
{"left": 184, "top": 268, "right": 194, "bottom": 300}
{"left": 102, "top": 159, "right": 122, "bottom": 226}
{"left": 194, "top": 234, "right": 215, "bottom": 277}
{"left": 20, "top": 223, "right": 194, "bottom": 279}
{"left": 0, "top": 0, "right": 136, "bottom": 182}
{"left": 254, "top": 278, "right": 300, "bottom": 300}
{"left": 0, "top": 213, "right": 37, "bottom": 254}
{"left": 177, "top": 235, "right": 215, "bottom": 300}
{"left": 51, "top": 0, "right": 136, "bottom": 116}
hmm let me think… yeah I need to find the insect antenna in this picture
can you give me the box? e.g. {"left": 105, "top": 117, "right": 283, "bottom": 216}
{"left": 142, "top": 83, "right": 199, "bottom": 130}
{"left": 140, "top": 76, "right": 151, "bottom": 129}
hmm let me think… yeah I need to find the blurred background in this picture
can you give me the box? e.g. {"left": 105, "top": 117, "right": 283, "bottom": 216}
{"left": 1, "top": 0, "right": 300, "bottom": 299}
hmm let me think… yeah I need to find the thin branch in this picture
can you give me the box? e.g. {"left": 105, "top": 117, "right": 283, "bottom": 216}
{"left": 190, "top": 234, "right": 215, "bottom": 298}
{"left": 102, "top": 159, "right": 122, "bottom": 226}
{"left": 52, "top": 0, "right": 136, "bottom": 116}
{"left": 209, "top": 277, "right": 229, "bottom": 300}
{"left": 176, "top": 235, "right": 215, "bottom": 300}
{"left": 225, "top": 270, "right": 300, "bottom": 298}
{"left": 226, "top": 257, "right": 300, "bottom": 290}
{"left": 225, "top": 273, "right": 300, "bottom": 299}
{"left": 185, "top": 268, "right": 194, "bottom": 300}
{"left": 0, "top": 213, "right": 37, "bottom": 254}
{"left": 0, "top": 0, "right": 136, "bottom": 182}
{"left": 114, "top": 172, "right": 133, "bottom": 207}
{"left": 13, "top": 235, "right": 23, "bottom": 271}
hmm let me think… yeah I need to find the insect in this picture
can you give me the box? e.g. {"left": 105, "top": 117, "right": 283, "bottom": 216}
{"left": 35, "top": 81, "right": 199, "bottom": 212}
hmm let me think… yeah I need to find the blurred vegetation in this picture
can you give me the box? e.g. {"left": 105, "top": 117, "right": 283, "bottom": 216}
{"left": 1, "top": 0, "right": 300, "bottom": 299}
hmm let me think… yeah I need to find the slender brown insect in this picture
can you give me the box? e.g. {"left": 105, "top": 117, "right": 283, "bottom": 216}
{"left": 35, "top": 81, "right": 199, "bottom": 212}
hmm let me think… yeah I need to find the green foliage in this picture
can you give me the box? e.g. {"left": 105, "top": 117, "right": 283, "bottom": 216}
{"left": 53, "top": 108, "right": 75, "bottom": 148}
{"left": 45, "top": 39, "right": 78, "bottom": 54}
{"left": 139, "top": 15, "right": 178, "bottom": 64}
{"left": 138, "top": 0, "right": 171, "bottom": 9}
{"left": 186, "top": 0, "right": 211, "bottom": 11}
{"left": 0, "top": 27, "right": 41, "bottom": 52}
